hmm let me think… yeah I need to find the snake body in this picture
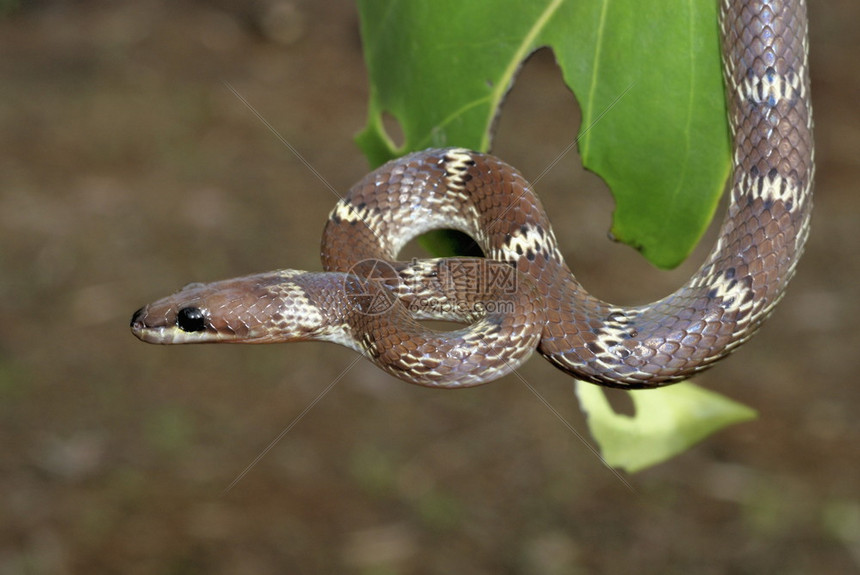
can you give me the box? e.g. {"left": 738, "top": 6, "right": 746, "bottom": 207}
{"left": 131, "top": 0, "right": 814, "bottom": 388}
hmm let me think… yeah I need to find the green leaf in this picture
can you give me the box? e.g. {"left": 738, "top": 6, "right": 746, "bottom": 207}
{"left": 575, "top": 382, "right": 757, "bottom": 472}
{"left": 355, "top": 0, "right": 730, "bottom": 267}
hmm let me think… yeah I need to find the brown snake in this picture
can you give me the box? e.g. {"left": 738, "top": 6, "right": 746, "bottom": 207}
{"left": 131, "top": 0, "right": 814, "bottom": 389}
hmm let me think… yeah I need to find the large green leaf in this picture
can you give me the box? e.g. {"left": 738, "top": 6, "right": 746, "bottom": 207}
{"left": 575, "top": 382, "right": 757, "bottom": 472}
{"left": 356, "top": 0, "right": 730, "bottom": 268}
{"left": 355, "top": 0, "right": 749, "bottom": 470}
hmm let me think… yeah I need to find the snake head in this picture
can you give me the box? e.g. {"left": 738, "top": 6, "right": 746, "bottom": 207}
{"left": 130, "top": 270, "right": 331, "bottom": 344}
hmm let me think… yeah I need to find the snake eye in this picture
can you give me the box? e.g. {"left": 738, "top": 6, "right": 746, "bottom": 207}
{"left": 176, "top": 307, "right": 207, "bottom": 332}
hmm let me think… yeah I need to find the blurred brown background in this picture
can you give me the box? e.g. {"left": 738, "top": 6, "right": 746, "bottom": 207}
{"left": 1, "top": 1, "right": 858, "bottom": 573}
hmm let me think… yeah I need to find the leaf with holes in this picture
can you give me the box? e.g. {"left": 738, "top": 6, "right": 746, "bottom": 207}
{"left": 355, "top": 0, "right": 730, "bottom": 268}
{"left": 575, "top": 381, "right": 757, "bottom": 472}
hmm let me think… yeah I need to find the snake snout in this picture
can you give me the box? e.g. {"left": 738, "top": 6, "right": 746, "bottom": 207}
{"left": 129, "top": 305, "right": 161, "bottom": 342}
{"left": 130, "top": 305, "right": 168, "bottom": 340}
{"left": 130, "top": 307, "right": 145, "bottom": 329}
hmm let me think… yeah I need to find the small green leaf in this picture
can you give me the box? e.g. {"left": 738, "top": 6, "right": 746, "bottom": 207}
{"left": 575, "top": 381, "right": 757, "bottom": 473}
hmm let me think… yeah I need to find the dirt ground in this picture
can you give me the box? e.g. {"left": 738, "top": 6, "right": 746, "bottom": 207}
{"left": 2, "top": 1, "right": 859, "bottom": 573}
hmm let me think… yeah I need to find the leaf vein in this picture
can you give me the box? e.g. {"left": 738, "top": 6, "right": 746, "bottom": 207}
{"left": 581, "top": 0, "right": 611, "bottom": 159}
{"left": 482, "top": 0, "right": 565, "bottom": 150}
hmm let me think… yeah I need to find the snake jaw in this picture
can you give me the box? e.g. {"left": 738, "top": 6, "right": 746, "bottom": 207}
{"left": 130, "top": 302, "right": 217, "bottom": 344}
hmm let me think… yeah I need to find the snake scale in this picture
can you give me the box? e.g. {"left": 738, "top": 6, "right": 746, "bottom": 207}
{"left": 131, "top": 0, "right": 814, "bottom": 389}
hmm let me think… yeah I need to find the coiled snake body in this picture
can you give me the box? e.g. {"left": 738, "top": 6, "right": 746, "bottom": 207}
{"left": 132, "top": 0, "right": 814, "bottom": 389}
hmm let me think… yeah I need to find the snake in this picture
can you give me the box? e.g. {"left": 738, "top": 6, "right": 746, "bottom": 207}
{"left": 131, "top": 0, "right": 814, "bottom": 389}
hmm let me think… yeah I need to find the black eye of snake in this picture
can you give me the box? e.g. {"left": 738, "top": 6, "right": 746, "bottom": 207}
{"left": 176, "top": 307, "right": 207, "bottom": 332}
